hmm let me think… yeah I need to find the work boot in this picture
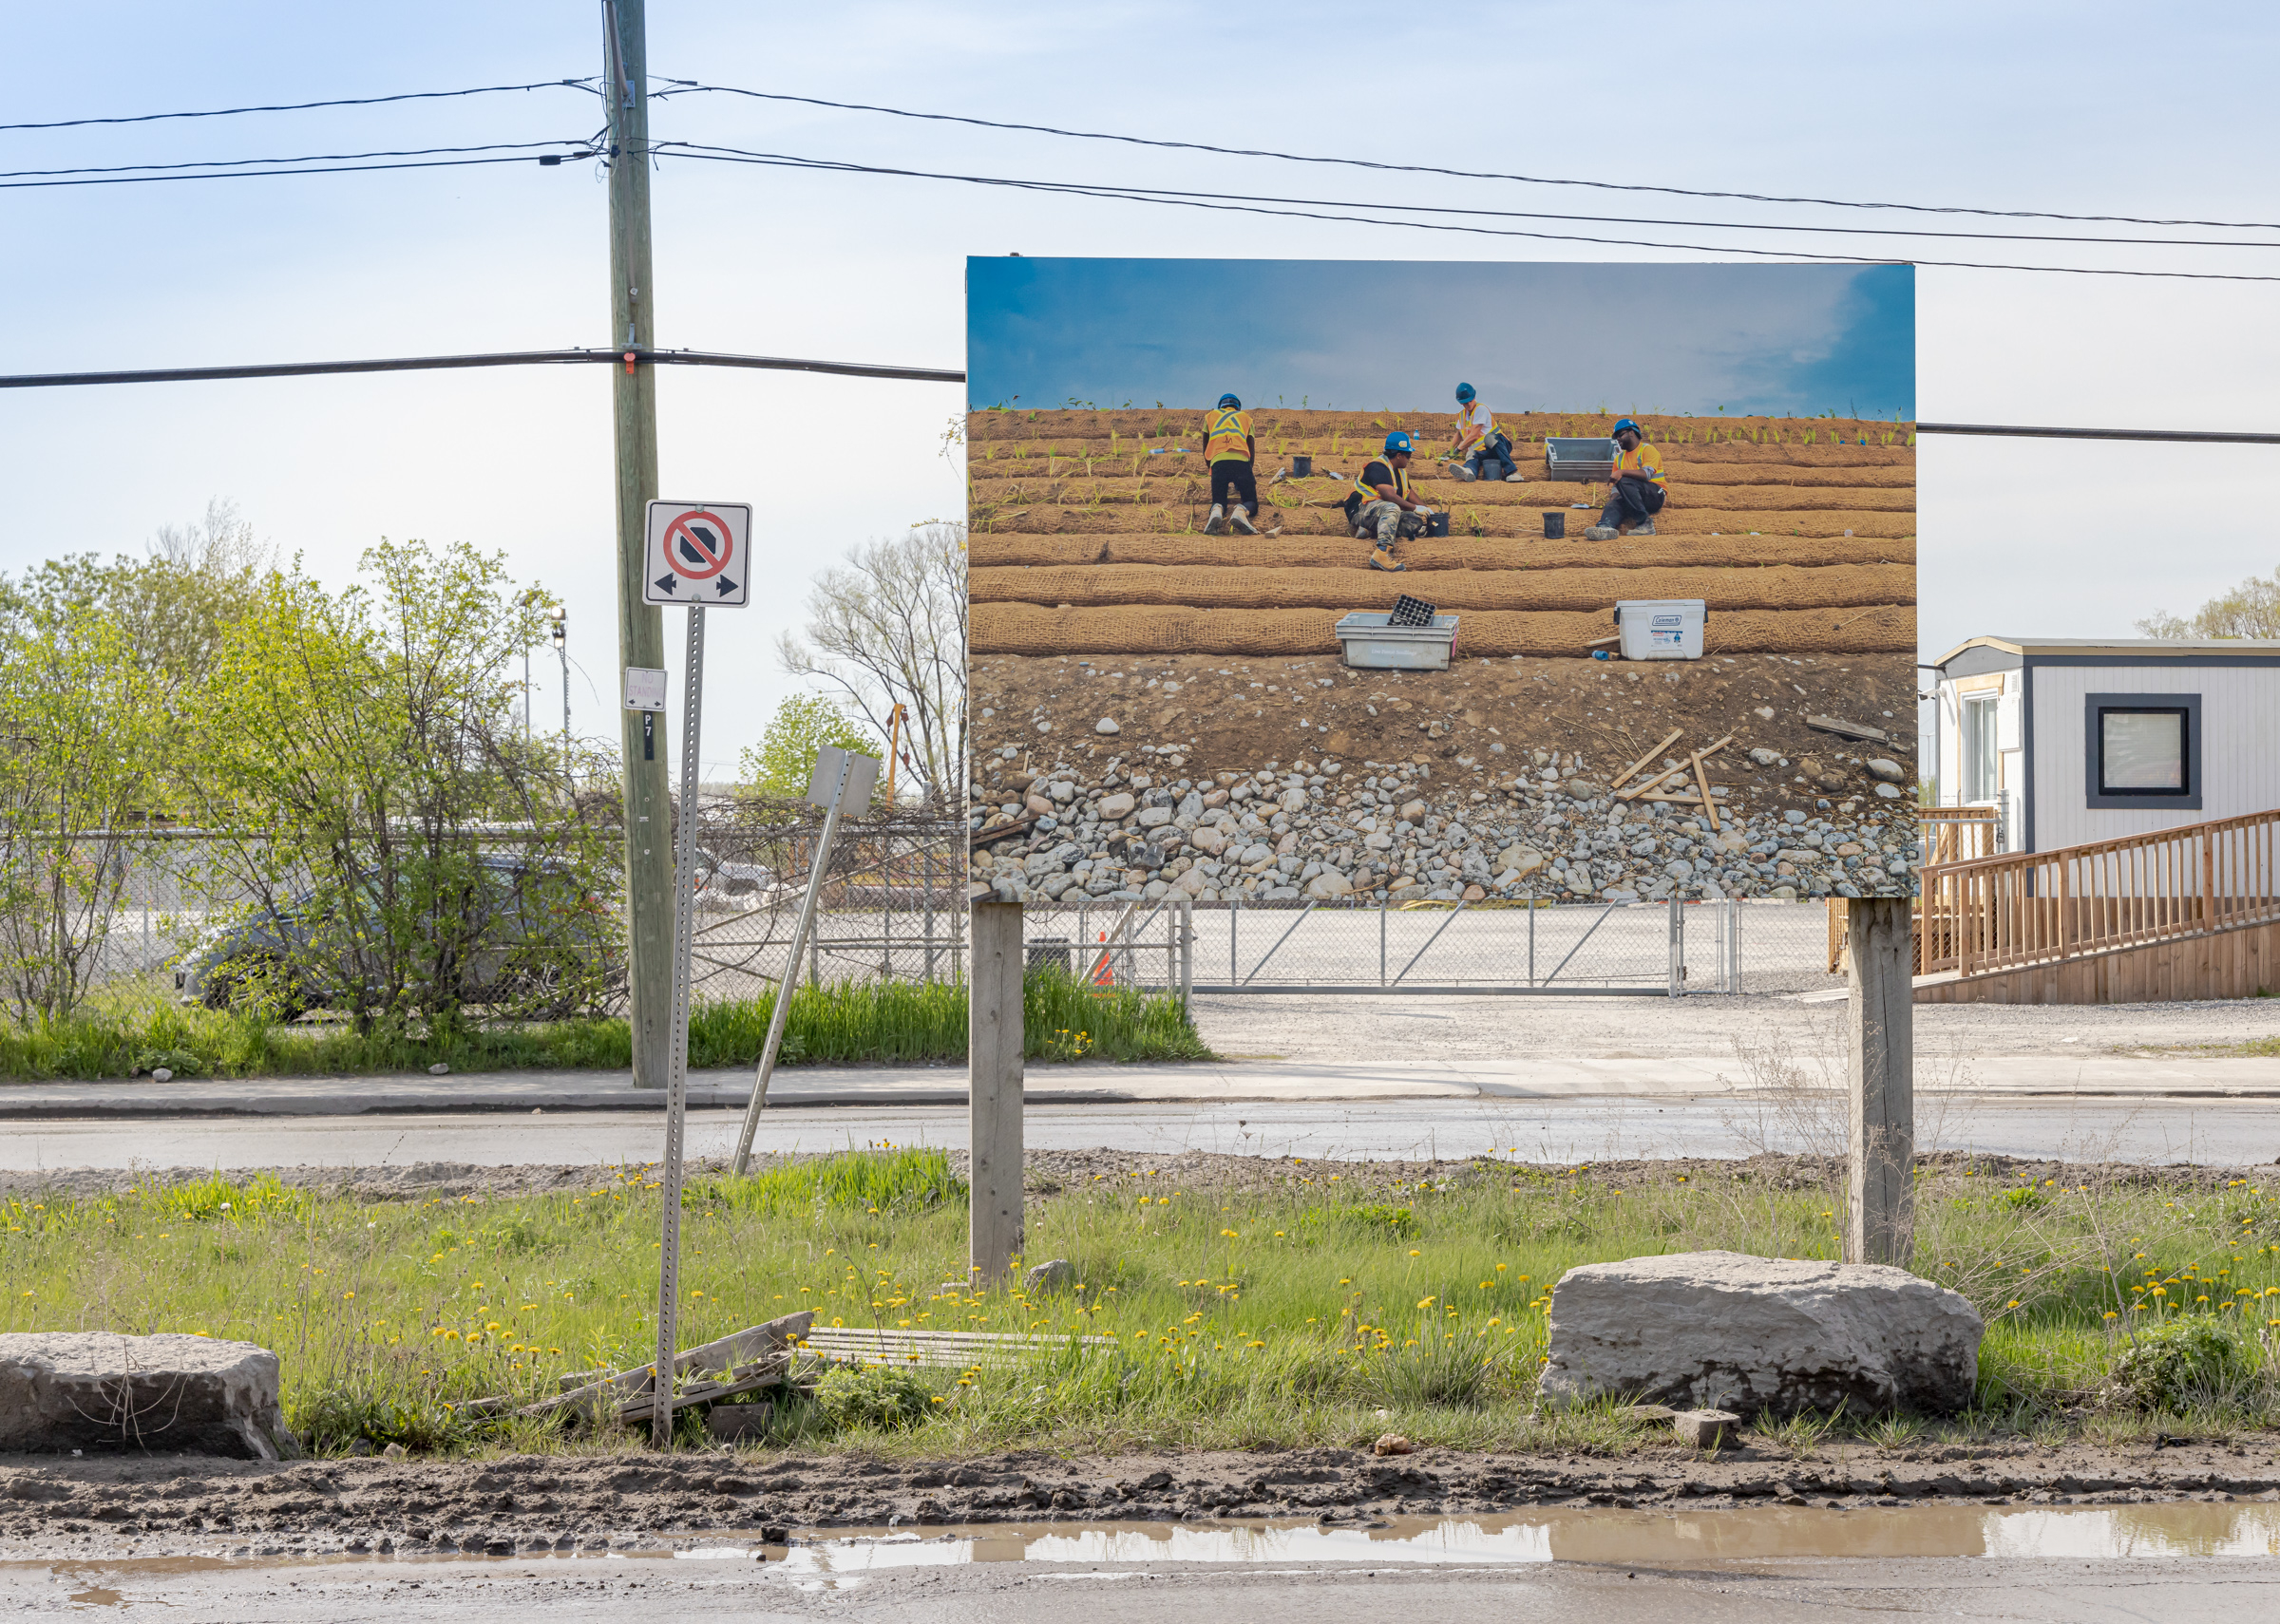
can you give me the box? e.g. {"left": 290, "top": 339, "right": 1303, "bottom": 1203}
{"left": 1504, "top": 471, "right": 1527, "bottom": 482}
{"left": 1203, "top": 504, "right": 1226, "bottom": 536}
{"left": 1629, "top": 519, "right": 1657, "bottom": 537}
{"left": 1583, "top": 523, "right": 1620, "bottom": 541}
{"left": 1454, "top": 463, "right": 1476, "bottom": 482}
{"left": 1369, "top": 547, "right": 1406, "bottom": 572}
{"left": 1230, "top": 511, "right": 1259, "bottom": 535}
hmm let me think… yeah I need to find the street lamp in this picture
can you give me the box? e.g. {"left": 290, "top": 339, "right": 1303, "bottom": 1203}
{"left": 548, "top": 604, "right": 570, "bottom": 781}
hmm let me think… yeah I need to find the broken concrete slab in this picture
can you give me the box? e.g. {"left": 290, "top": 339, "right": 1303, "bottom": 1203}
{"left": 1537, "top": 1251, "right": 1983, "bottom": 1417}
{"left": 0, "top": 1332, "right": 300, "bottom": 1459}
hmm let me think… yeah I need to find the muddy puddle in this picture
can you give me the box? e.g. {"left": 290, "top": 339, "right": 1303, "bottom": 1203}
{"left": 12, "top": 1501, "right": 2279, "bottom": 1596}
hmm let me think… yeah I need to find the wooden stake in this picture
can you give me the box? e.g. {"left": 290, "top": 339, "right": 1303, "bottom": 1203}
{"left": 1846, "top": 897, "right": 1914, "bottom": 1265}
{"left": 969, "top": 902, "right": 1026, "bottom": 1287}
{"left": 1692, "top": 753, "right": 1720, "bottom": 832}
{"left": 1609, "top": 728, "right": 1683, "bottom": 791}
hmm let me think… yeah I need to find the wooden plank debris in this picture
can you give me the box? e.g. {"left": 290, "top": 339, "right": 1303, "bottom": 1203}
{"left": 796, "top": 1326, "right": 1116, "bottom": 1370}
{"left": 1805, "top": 714, "right": 1890, "bottom": 745}
{"left": 1616, "top": 734, "right": 1730, "bottom": 802}
{"left": 1608, "top": 728, "right": 1683, "bottom": 791}
{"left": 1692, "top": 753, "right": 1721, "bottom": 832}
{"left": 459, "top": 1311, "right": 814, "bottom": 1425}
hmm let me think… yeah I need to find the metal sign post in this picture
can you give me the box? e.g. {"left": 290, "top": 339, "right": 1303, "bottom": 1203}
{"left": 731, "top": 743, "right": 880, "bottom": 1176}
{"left": 643, "top": 499, "right": 748, "bottom": 1450}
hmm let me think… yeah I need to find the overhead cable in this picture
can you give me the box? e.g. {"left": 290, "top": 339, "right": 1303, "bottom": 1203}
{"left": 651, "top": 82, "right": 2280, "bottom": 234}
{"left": 652, "top": 142, "right": 2279, "bottom": 252}
{"left": 656, "top": 146, "right": 2280, "bottom": 283}
{"left": 0, "top": 81, "right": 597, "bottom": 132}
{"left": 0, "top": 140, "right": 598, "bottom": 181}
{"left": 4, "top": 355, "right": 2276, "bottom": 444}
{"left": 0, "top": 348, "right": 963, "bottom": 389}
{"left": 1, "top": 151, "right": 600, "bottom": 190}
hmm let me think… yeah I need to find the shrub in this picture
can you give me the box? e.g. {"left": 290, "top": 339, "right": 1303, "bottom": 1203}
{"left": 2107, "top": 1317, "right": 2258, "bottom": 1410}
{"left": 814, "top": 1363, "right": 935, "bottom": 1432}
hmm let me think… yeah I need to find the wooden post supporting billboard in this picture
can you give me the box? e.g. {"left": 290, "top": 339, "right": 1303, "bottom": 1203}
{"left": 1845, "top": 897, "right": 1914, "bottom": 1265}
{"left": 969, "top": 901, "right": 1024, "bottom": 1286}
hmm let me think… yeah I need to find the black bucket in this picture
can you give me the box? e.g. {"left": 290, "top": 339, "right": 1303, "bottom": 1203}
{"left": 1291, "top": 454, "right": 1313, "bottom": 478}
{"left": 1423, "top": 512, "right": 1451, "bottom": 538}
{"left": 1543, "top": 510, "right": 1566, "bottom": 539}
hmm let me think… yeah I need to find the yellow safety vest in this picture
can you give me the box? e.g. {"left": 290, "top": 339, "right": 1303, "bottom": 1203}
{"left": 1352, "top": 461, "right": 1410, "bottom": 505}
{"left": 1206, "top": 407, "right": 1253, "bottom": 462}
{"left": 1456, "top": 401, "right": 1496, "bottom": 445}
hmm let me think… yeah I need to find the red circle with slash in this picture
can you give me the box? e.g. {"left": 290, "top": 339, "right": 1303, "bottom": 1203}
{"left": 661, "top": 509, "right": 736, "bottom": 580}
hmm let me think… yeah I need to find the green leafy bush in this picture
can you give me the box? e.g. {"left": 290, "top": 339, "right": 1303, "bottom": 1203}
{"left": 2107, "top": 1317, "right": 2258, "bottom": 1410}
{"left": 815, "top": 1363, "right": 936, "bottom": 1432}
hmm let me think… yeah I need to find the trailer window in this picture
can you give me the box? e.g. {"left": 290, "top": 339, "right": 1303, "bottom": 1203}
{"left": 2098, "top": 707, "right": 2189, "bottom": 795}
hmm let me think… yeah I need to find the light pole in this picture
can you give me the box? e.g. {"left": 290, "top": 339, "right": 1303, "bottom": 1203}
{"left": 549, "top": 604, "right": 570, "bottom": 780}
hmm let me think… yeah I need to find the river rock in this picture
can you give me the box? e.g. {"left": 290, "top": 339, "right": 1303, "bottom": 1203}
{"left": 1537, "top": 1251, "right": 1983, "bottom": 1417}
{"left": 0, "top": 1332, "right": 302, "bottom": 1459}
{"left": 1097, "top": 792, "right": 1135, "bottom": 820}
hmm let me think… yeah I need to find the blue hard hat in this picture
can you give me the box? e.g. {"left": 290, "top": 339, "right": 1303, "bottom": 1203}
{"left": 1454, "top": 383, "right": 1475, "bottom": 403}
{"left": 1611, "top": 417, "right": 1642, "bottom": 438}
{"left": 1218, "top": 393, "right": 1242, "bottom": 409}
{"left": 1384, "top": 430, "right": 1414, "bottom": 455}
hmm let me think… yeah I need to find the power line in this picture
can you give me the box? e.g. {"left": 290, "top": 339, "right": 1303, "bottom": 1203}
{"left": 1, "top": 152, "right": 600, "bottom": 190}
{"left": 0, "top": 80, "right": 597, "bottom": 132}
{"left": 653, "top": 141, "right": 2280, "bottom": 253}
{"left": 1916, "top": 423, "right": 2280, "bottom": 445}
{"left": 652, "top": 82, "right": 2280, "bottom": 235}
{"left": 2, "top": 351, "right": 2274, "bottom": 445}
{"left": 1, "top": 140, "right": 599, "bottom": 181}
{"left": 657, "top": 146, "right": 2280, "bottom": 284}
{"left": 0, "top": 348, "right": 962, "bottom": 389}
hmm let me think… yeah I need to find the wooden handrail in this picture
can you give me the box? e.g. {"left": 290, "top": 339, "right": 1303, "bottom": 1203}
{"left": 1916, "top": 806, "right": 2280, "bottom": 977}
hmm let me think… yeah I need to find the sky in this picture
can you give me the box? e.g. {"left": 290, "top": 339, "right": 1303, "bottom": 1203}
{"left": 968, "top": 259, "right": 1914, "bottom": 418}
{"left": 4, "top": 1, "right": 2278, "bottom": 775}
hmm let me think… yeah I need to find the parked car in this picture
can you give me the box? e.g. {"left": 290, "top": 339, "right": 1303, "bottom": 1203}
{"left": 176, "top": 853, "right": 621, "bottom": 1018}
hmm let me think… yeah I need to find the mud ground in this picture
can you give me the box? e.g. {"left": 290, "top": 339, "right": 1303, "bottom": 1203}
{"left": 1, "top": 1436, "right": 2275, "bottom": 1559}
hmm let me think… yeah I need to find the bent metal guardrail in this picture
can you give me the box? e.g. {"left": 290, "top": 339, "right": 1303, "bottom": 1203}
{"left": 1916, "top": 807, "right": 2280, "bottom": 978}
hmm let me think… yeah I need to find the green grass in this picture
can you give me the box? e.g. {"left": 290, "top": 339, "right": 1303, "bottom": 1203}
{"left": 7, "top": 1155, "right": 2277, "bottom": 1459}
{"left": 0, "top": 970, "right": 1210, "bottom": 1081}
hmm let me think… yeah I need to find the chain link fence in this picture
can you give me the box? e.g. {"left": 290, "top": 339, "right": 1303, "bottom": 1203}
{"left": 71, "top": 807, "right": 971, "bottom": 1006}
{"left": 1173, "top": 897, "right": 1838, "bottom": 996}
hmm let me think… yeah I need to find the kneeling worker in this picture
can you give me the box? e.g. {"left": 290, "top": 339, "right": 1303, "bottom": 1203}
{"left": 1450, "top": 382, "right": 1522, "bottom": 482}
{"left": 1200, "top": 392, "right": 1260, "bottom": 536}
{"left": 1583, "top": 417, "right": 1666, "bottom": 540}
{"left": 1345, "top": 430, "right": 1434, "bottom": 572}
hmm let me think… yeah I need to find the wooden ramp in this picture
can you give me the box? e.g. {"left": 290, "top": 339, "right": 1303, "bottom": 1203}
{"left": 1912, "top": 808, "right": 2280, "bottom": 1005}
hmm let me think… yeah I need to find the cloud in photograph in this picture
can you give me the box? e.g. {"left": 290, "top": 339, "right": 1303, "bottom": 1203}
{"left": 968, "top": 258, "right": 1914, "bottom": 420}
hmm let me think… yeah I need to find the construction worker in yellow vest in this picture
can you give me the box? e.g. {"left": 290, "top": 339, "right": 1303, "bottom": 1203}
{"left": 1198, "top": 393, "right": 1260, "bottom": 536}
{"left": 1583, "top": 417, "right": 1667, "bottom": 540}
{"left": 1343, "top": 431, "right": 1434, "bottom": 572}
{"left": 1449, "top": 382, "right": 1522, "bottom": 482}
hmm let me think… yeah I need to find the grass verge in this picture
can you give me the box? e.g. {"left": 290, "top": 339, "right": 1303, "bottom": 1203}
{"left": 6, "top": 1153, "right": 2276, "bottom": 1458}
{"left": 0, "top": 969, "right": 1210, "bottom": 1081}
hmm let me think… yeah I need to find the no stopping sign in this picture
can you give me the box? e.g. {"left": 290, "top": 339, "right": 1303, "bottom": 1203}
{"left": 643, "top": 501, "right": 752, "bottom": 607}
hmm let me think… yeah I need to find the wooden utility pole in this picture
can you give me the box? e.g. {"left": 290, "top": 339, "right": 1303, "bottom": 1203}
{"left": 1845, "top": 897, "right": 1914, "bottom": 1264}
{"left": 969, "top": 902, "right": 1025, "bottom": 1285}
{"left": 604, "top": 0, "right": 670, "bottom": 1088}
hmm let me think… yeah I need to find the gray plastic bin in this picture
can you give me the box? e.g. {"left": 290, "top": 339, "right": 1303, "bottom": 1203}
{"left": 1334, "top": 611, "right": 1459, "bottom": 670}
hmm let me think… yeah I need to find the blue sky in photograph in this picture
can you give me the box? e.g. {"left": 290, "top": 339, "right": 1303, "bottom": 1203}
{"left": 968, "top": 259, "right": 1915, "bottom": 420}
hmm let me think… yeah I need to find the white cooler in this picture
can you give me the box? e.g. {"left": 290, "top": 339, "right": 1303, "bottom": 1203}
{"left": 1612, "top": 599, "right": 1707, "bottom": 660}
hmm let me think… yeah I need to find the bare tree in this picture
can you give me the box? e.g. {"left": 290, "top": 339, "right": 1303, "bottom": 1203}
{"left": 149, "top": 498, "right": 274, "bottom": 577}
{"left": 2138, "top": 566, "right": 2280, "bottom": 641}
{"left": 777, "top": 521, "right": 966, "bottom": 804}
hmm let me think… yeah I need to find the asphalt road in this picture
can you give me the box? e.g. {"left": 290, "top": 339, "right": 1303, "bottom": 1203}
{"left": 11, "top": 1095, "right": 2280, "bottom": 1171}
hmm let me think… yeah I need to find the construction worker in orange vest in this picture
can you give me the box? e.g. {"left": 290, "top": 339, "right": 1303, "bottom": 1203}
{"left": 1584, "top": 418, "right": 1667, "bottom": 539}
{"left": 1198, "top": 393, "right": 1260, "bottom": 536}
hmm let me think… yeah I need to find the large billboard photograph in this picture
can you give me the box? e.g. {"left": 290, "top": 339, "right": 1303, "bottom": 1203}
{"left": 967, "top": 258, "right": 1917, "bottom": 909}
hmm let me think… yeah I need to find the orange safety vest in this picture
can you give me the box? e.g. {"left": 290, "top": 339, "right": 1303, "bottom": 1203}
{"left": 1206, "top": 406, "right": 1253, "bottom": 462}
{"left": 1352, "top": 460, "right": 1411, "bottom": 506}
